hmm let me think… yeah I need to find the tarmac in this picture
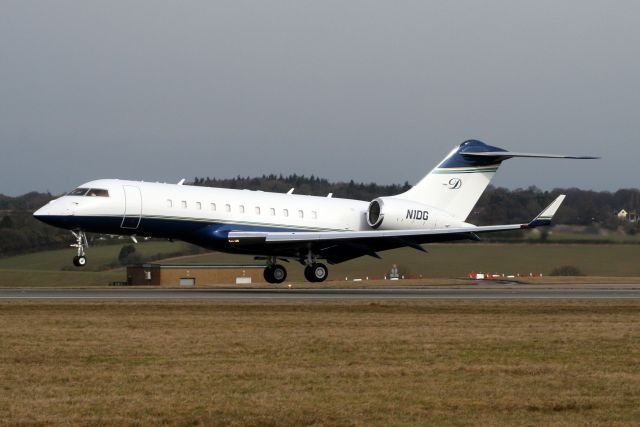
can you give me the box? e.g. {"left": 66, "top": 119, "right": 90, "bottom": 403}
{"left": 1, "top": 285, "right": 640, "bottom": 300}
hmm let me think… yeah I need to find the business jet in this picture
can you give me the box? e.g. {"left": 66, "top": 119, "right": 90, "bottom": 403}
{"left": 33, "top": 140, "right": 595, "bottom": 283}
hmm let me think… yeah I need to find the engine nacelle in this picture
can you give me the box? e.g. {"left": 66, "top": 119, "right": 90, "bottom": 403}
{"left": 366, "top": 197, "right": 461, "bottom": 230}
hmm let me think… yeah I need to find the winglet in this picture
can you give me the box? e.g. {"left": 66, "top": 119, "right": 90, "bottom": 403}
{"left": 526, "top": 195, "right": 566, "bottom": 228}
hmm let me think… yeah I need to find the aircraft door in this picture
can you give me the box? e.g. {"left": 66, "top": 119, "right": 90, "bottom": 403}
{"left": 121, "top": 185, "right": 142, "bottom": 229}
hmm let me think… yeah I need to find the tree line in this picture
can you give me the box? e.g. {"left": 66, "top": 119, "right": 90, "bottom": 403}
{"left": 192, "top": 174, "right": 413, "bottom": 201}
{"left": 1, "top": 176, "right": 639, "bottom": 257}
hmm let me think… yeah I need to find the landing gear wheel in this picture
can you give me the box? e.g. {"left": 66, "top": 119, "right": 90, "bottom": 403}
{"left": 271, "top": 265, "right": 287, "bottom": 283}
{"left": 72, "top": 256, "right": 87, "bottom": 267}
{"left": 304, "top": 266, "right": 315, "bottom": 282}
{"left": 264, "top": 267, "right": 274, "bottom": 283}
{"left": 305, "top": 263, "right": 328, "bottom": 283}
{"left": 264, "top": 264, "right": 287, "bottom": 284}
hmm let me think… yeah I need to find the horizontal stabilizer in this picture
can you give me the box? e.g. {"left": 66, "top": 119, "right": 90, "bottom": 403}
{"left": 462, "top": 152, "right": 599, "bottom": 160}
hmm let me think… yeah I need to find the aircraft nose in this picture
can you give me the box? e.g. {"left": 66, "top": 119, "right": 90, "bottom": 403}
{"left": 33, "top": 206, "right": 47, "bottom": 220}
{"left": 33, "top": 207, "right": 55, "bottom": 226}
{"left": 33, "top": 204, "right": 72, "bottom": 228}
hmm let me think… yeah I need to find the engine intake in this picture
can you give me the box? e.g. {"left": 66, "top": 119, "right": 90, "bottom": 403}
{"left": 367, "top": 199, "right": 383, "bottom": 228}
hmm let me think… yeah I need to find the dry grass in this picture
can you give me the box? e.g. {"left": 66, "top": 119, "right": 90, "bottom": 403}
{"left": 1, "top": 301, "right": 640, "bottom": 426}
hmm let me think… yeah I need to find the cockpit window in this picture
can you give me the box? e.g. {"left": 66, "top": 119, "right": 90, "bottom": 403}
{"left": 68, "top": 188, "right": 89, "bottom": 196}
{"left": 87, "top": 189, "right": 109, "bottom": 197}
{"left": 68, "top": 188, "right": 109, "bottom": 197}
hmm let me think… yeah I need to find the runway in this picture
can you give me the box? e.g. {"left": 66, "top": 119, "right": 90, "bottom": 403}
{"left": 1, "top": 286, "right": 640, "bottom": 300}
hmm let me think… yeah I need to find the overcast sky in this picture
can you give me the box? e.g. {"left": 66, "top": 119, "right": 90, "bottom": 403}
{"left": 1, "top": 1, "right": 638, "bottom": 196}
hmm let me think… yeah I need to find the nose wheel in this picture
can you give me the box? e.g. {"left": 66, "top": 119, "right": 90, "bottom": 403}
{"left": 73, "top": 255, "right": 87, "bottom": 267}
{"left": 71, "top": 231, "right": 88, "bottom": 267}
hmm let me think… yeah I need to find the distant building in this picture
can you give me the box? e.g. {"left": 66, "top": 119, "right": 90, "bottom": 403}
{"left": 126, "top": 263, "right": 266, "bottom": 286}
{"left": 617, "top": 209, "right": 639, "bottom": 223}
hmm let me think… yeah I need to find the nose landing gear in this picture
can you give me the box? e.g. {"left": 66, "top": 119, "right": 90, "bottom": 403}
{"left": 71, "top": 231, "right": 88, "bottom": 267}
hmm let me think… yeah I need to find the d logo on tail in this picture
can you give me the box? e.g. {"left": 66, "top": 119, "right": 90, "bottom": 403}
{"left": 448, "top": 178, "right": 462, "bottom": 190}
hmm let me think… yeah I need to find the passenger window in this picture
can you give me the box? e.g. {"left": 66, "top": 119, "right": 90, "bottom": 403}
{"left": 196, "top": 202, "right": 202, "bottom": 210}
{"left": 167, "top": 199, "right": 173, "bottom": 208}
{"left": 298, "top": 210, "right": 304, "bottom": 219}
{"left": 225, "top": 204, "right": 231, "bottom": 212}
{"left": 211, "top": 203, "right": 216, "bottom": 211}
{"left": 270, "top": 208, "right": 275, "bottom": 216}
{"left": 312, "top": 211, "right": 317, "bottom": 219}
{"left": 255, "top": 207, "right": 261, "bottom": 215}
{"left": 239, "top": 205, "right": 245, "bottom": 213}
{"left": 283, "top": 209, "right": 289, "bottom": 217}
{"left": 181, "top": 201, "right": 187, "bottom": 208}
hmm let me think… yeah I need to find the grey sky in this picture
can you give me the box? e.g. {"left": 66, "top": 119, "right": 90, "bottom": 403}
{"left": 1, "top": 1, "right": 638, "bottom": 196}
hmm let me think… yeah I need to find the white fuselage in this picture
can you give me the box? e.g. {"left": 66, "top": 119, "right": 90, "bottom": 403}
{"left": 34, "top": 179, "right": 467, "bottom": 255}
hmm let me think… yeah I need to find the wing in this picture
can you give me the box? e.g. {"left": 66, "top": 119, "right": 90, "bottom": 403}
{"left": 227, "top": 195, "right": 566, "bottom": 264}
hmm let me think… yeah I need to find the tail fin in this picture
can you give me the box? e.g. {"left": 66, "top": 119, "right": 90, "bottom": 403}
{"left": 397, "top": 140, "right": 596, "bottom": 221}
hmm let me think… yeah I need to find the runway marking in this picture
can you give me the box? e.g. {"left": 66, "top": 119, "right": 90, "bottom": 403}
{"left": 2, "top": 287, "right": 640, "bottom": 300}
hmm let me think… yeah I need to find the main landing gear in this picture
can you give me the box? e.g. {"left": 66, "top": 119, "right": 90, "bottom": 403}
{"left": 262, "top": 253, "right": 329, "bottom": 284}
{"left": 71, "top": 230, "right": 88, "bottom": 267}
{"left": 304, "top": 262, "right": 328, "bottom": 283}
{"left": 263, "top": 257, "right": 287, "bottom": 284}
{"left": 302, "top": 250, "right": 328, "bottom": 283}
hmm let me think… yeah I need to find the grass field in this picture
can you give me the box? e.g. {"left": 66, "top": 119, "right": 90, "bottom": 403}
{"left": 0, "top": 240, "right": 194, "bottom": 271}
{"left": 1, "top": 243, "right": 640, "bottom": 286}
{"left": 520, "top": 227, "right": 640, "bottom": 243}
{"left": 0, "top": 269, "right": 122, "bottom": 287}
{"left": 0, "top": 240, "right": 194, "bottom": 287}
{"left": 176, "top": 243, "right": 640, "bottom": 280}
{"left": 1, "top": 300, "right": 639, "bottom": 425}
